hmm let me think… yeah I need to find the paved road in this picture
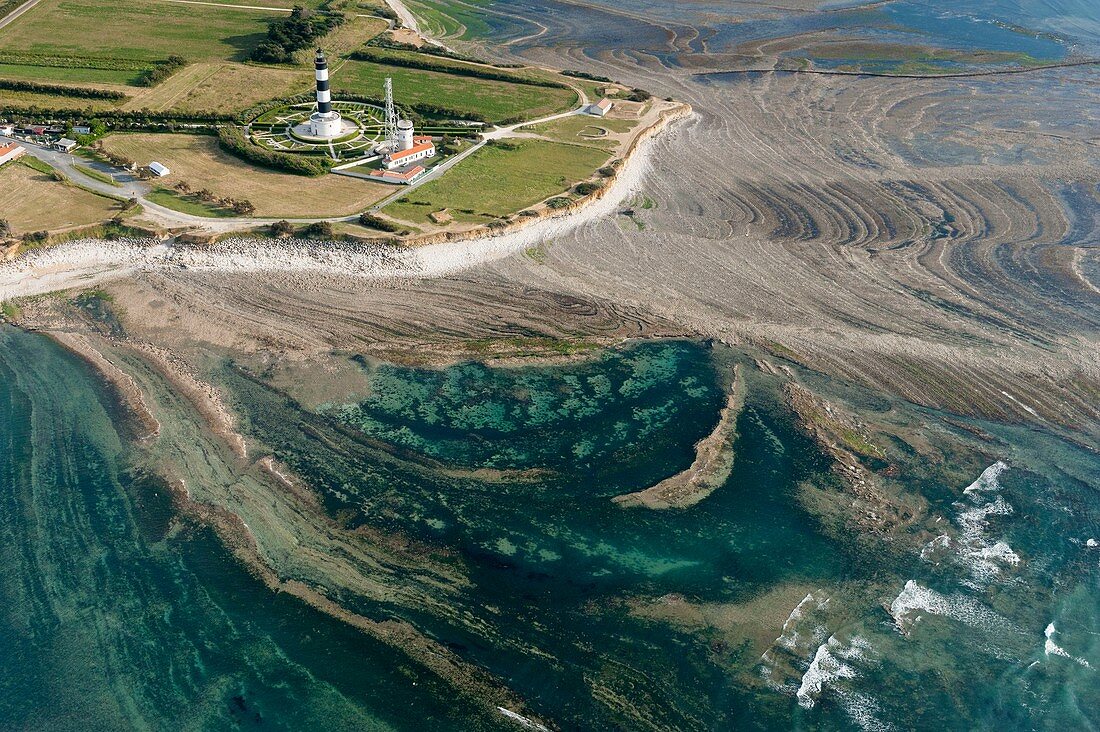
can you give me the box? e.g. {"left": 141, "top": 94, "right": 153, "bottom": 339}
{"left": 0, "top": 0, "right": 42, "bottom": 30}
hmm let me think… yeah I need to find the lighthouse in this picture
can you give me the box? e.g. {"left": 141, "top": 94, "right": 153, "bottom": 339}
{"left": 308, "top": 48, "right": 343, "bottom": 138}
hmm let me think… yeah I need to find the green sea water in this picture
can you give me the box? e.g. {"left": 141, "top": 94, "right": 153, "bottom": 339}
{"left": 2, "top": 327, "right": 1098, "bottom": 730}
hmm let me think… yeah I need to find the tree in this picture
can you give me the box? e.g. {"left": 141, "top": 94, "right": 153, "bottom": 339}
{"left": 232, "top": 200, "right": 256, "bottom": 216}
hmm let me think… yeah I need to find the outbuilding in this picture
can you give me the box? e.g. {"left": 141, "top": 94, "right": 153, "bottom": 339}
{"left": 588, "top": 98, "right": 613, "bottom": 117}
{"left": 148, "top": 161, "right": 171, "bottom": 177}
{"left": 0, "top": 123, "right": 14, "bottom": 136}
{"left": 72, "top": 125, "right": 92, "bottom": 135}
{"left": 54, "top": 138, "right": 78, "bottom": 152}
{"left": 0, "top": 141, "right": 25, "bottom": 167}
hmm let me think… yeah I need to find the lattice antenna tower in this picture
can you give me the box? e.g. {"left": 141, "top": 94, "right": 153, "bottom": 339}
{"left": 383, "top": 77, "right": 398, "bottom": 150}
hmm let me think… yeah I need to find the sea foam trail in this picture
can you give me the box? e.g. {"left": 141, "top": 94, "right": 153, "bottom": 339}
{"left": 1044, "top": 623, "right": 1093, "bottom": 669}
{"left": 921, "top": 461, "right": 1021, "bottom": 586}
{"left": 796, "top": 635, "right": 891, "bottom": 731}
{"left": 888, "top": 580, "right": 1015, "bottom": 636}
{"left": 0, "top": 126, "right": 662, "bottom": 302}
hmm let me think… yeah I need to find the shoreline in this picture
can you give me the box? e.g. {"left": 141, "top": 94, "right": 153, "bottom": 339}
{"left": 0, "top": 105, "right": 692, "bottom": 302}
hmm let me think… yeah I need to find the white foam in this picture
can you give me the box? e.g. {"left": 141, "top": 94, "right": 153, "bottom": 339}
{"left": 497, "top": 707, "right": 550, "bottom": 731}
{"left": 1043, "top": 623, "right": 1093, "bottom": 668}
{"left": 963, "top": 461, "right": 1008, "bottom": 495}
{"left": 888, "top": 580, "right": 1013, "bottom": 636}
{"left": 796, "top": 635, "right": 868, "bottom": 708}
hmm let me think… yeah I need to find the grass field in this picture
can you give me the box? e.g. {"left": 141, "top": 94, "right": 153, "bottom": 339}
{"left": 525, "top": 115, "right": 639, "bottom": 149}
{"left": 386, "top": 139, "right": 609, "bottom": 224}
{"left": 0, "top": 0, "right": 279, "bottom": 84}
{"left": 121, "top": 62, "right": 310, "bottom": 113}
{"left": 100, "top": 133, "right": 390, "bottom": 217}
{"left": 0, "top": 160, "right": 119, "bottom": 232}
{"left": 146, "top": 188, "right": 235, "bottom": 217}
{"left": 337, "top": 59, "right": 577, "bottom": 122}
{"left": 0, "top": 86, "right": 122, "bottom": 110}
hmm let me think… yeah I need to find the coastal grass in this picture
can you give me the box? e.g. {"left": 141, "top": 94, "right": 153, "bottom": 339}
{"left": 0, "top": 161, "right": 120, "bottom": 232}
{"left": 385, "top": 139, "right": 609, "bottom": 224}
{"left": 0, "top": 86, "right": 123, "bottom": 111}
{"left": 100, "top": 133, "right": 390, "bottom": 217}
{"left": 337, "top": 59, "right": 576, "bottom": 122}
{"left": 0, "top": 0, "right": 278, "bottom": 85}
{"left": 72, "top": 164, "right": 122, "bottom": 187}
{"left": 524, "top": 114, "right": 639, "bottom": 149}
{"left": 145, "top": 188, "right": 236, "bottom": 218}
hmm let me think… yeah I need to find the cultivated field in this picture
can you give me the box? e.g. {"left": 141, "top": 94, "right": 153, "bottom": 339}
{"left": 0, "top": 161, "right": 119, "bottom": 232}
{"left": 121, "top": 62, "right": 311, "bottom": 113}
{"left": 337, "top": 60, "right": 577, "bottom": 122}
{"left": 100, "top": 134, "right": 390, "bottom": 217}
{"left": 0, "top": 0, "right": 278, "bottom": 83}
{"left": 386, "top": 139, "right": 609, "bottom": 224}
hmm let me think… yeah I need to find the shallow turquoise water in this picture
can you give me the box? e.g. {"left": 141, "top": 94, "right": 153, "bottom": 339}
{"left": 3, "top": 328, "right": 1098, "bottom": 729}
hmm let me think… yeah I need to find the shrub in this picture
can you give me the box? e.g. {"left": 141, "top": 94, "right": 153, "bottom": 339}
{"left": 302, "top": 221, "right": 334, "bottom": 238}
{"left": 597, "top": 166, "right": 616, "bottom": 178}
{"left": 349, "top": 47, "right": 568, "bottom": 89}
{"left": 0, "top": 79, "right": 126, "bottom": 100}
{"left": 217, "top": 126, "right": 331, "bottom": 176}
{"left": 270, "top": 220, "right": 294, "bottom": 236}
{"left": 545, "top": 197, "right": 571, "bottom": 209}
{"left": 358, "top": 213, "right": 404, "bottom": 233}
{"left": 135, "top": 56, "right": 187, "bottom": 87}
{"left": 574, "top": 182, "right": 603, "bottom": 196}
{"left": 251, "top": 6, "right": 345, "bottom": 64}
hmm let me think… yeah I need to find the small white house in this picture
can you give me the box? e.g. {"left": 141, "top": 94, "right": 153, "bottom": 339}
{"left": 0, "top": 141, "right": 25, "bottom": 167}
{"left": 54, "top": 138, "right": 78, "bottom": 152}
{"left": 72, "top": 125, "right": 92, "bottom": 135}
{"left": 0, "top": 123, "right": 14, "bottom": 136}
{"left": 148, "top": 161, "right": 171, "bottom": 177}
{"left": 588, "top": 98, "right": 613, "bottom": 117}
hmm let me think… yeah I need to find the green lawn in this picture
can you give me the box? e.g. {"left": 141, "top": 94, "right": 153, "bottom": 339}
{"left": 386, "top": 139, "right": 609, "bottom": 223}
{"left": 146, "top": 188, "right": 235, "bottom": 218}
{"left": 336, "top": 59, "right": 577, "bottom": 123}
{"left": 0, "top": 0, "right": 278, "bottom": 84}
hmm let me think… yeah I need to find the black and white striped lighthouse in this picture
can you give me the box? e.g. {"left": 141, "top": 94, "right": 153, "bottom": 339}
{"left": 308, "top": 48, "right": 343, "bottom": 138}
{"left": 314, "top": 48, "right": 331, "bottom": 114}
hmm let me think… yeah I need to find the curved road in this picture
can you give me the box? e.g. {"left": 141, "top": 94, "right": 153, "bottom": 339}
{"left": 4, "top": 91, "right": 592, "bottom": 233}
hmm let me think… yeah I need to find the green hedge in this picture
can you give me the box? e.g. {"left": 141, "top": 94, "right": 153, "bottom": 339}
{"left": 136, "top": 56, "right": 188, "bottom": 87}
{"left": 348, "top": 47, "right": 568, "bottom": 89}
{"left": 0, "top": 79, "right": 126, "bottom": 100}
{"left": 217, "top": 125, "right": 332, "bottom": 176}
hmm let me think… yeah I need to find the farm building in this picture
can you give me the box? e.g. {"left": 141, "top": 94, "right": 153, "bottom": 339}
{"left": 54, "top": 138, "right": 78, "bottom": 152}
{"left": 369, "top": 164, "right": 426, "bottom": 184}
{"left": 148, "top": 161, "right": 171, "bottom": 177}
{"left": 72, "top": 125, "right": 92, "bottom": 135}
{"left": 588, "top": 98, "right": 613, "bottom": 116}
{"left": 0, "top": 142, "right": 25, "bottom": 167}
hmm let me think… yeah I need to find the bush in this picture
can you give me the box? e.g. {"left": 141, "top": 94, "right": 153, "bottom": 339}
{"left": 135, "top": 56, "right": 187, "bottom": 87}
{"left": 627, "top": 88, "right": 652, "bottom": 102}
{"left": 270, "top": 220, "right": 294, "bottom": 236}
{"left": 545, "top": 197, "right": 571, "bottom": 209}
{"left": 251, "top": 6, "right": 345, "bottom": 64}
{"left": 358, "top": 213, "right": 406, "bottom": 234}
{"left": 562, "top": 70, "right": 612, "bottom": 82}
{"left": 574, "top": 182, "right": 603, "bottom": 196}
{"left": 597, "top": 166, "right": 616, "bottom": 178}
{"left": 302, "top": 221, "right": 334, "bottom": 238}
{"left": 217, "top": 126, "right": 331, "bottom": 176}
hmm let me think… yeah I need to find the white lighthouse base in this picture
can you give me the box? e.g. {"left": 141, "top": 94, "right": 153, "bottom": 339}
{"left": 290, "top": 113, "right": 356, "bottom": 142}
{"left": 308, "top": 111, "right": 344, "bottom": 139}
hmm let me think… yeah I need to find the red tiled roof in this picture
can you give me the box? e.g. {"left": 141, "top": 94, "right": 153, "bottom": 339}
{"left": 0, "top": 142, "right": 22, "bottom": 156}
{"left": 387, "top": 140, "right": 434, "bottom": 162}
{"left": 369, "top": 165, "right": 426, "bottom": 182}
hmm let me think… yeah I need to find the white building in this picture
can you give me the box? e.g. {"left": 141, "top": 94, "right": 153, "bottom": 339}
{"left": 54, "top": 138, "right": 78, "bottom": 152}
{"left": 0, "top": 123, "right": 14, "bottom": 136}
{"left": 588, "top": 98, "right": 613, "bottom": 116}
{"left": 148, "top": 161, "right": 170, "bottom": 177}
{"left": 0, "top": 141, "right": 24, "bottom": 167}
{"left": 308, "top": 48, "right": 343, "bottom": 139}
{"left": 369, "top": 164, "right": 426, "bottom": 185}
{"left": 383, "top": 118, "right": 435, "bottom": 170}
